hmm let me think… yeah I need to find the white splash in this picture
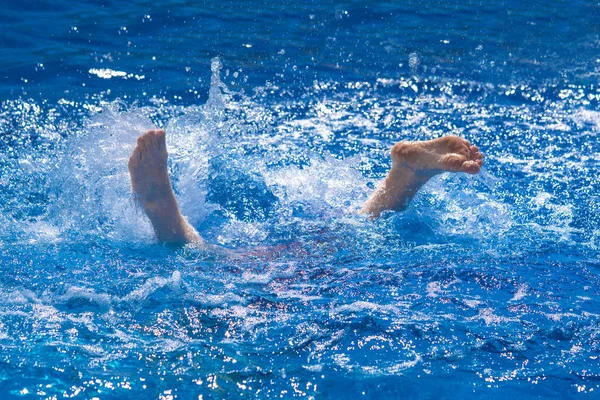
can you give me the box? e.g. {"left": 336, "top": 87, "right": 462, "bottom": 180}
{"left": 89, "top": 68, "right": 145, "bottom": 80}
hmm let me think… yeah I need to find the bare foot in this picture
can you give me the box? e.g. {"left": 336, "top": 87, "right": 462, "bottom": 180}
{"left": 391, "top": 135, "right": 483, "bottom": 177}
{"left": 360, "top": 135, "right": 484, "bottom": 217}
{"left": 128, "top": 129, "right": 171, "bottom": 209}
{"left": 128, "top": 129, "right": 201, "bottom": 245}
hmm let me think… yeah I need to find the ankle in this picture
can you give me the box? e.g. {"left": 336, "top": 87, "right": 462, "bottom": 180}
{"left": 140, "top": 196, "right": 179, "bottom": 217}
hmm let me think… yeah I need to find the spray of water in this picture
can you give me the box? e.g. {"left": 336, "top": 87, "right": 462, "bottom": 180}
{"left": 1, "top": 58, "right": 569, "bottom": 259}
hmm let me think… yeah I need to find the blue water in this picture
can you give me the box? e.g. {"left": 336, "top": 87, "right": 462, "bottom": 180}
{"left": 1, "top": 1, "right": 600, "bottom": 398}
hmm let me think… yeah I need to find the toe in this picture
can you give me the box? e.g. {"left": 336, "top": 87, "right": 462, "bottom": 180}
{"left": 142, "top": 130, "right": 156, "bottom": 150}
{"left": 155, "top": 129, "right": 166, "bottom": 151}
{"left": 137, "top": 135, "right": 147, "bottom": 152}
{"left": 441, "top": 154, "right": 470, "bottom": 171}
{"left": 472, "top": 151, "right": 483, "bottom": 160}
{"left": 470, "top": 145, "right": 479, "bottom": 153}
{"left": 148, "top": 130, "right": 160, "bottom": 151}
{"left": 461, "top": 160, "right": 481, "bottom": 174}
{"left": 128, "top": 148, "right": 140, "bottom": 169}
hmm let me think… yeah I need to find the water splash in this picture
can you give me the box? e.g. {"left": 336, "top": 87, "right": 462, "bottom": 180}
{"left": 1, "top": 62, "right": 599, "bottom": 398}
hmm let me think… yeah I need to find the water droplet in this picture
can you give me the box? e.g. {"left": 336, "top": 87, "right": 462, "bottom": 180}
{"left": 335, "top": 8, "right": 348, "bottom": 21}
{"left": 408, "top": 52, "right": 420, "bottom": 71}
{"left": 211, "top": 57, "right": 222, "bottom": 74}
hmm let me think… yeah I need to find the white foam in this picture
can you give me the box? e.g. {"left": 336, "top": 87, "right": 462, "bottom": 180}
{"left": 123, "top": 271, "right": 182, "bottom": 302}
{"left": 510, "top": 284, "right": 528, "bottom": 302}
{"left": 57, "top": 286, "right": 113, "bottom": 309}
{"left": 88, "top": 68, "right": 145, "bottom": 80}
{"left": 266, "top": 155, "right": 369, "bottom": 215}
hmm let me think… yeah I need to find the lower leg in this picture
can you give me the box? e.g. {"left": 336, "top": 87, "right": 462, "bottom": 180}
{"left": 128, "top": 129, "right": 202, "bottom": 245}
{"left": 360, "top": 135, "right": 484, "bottom": 218}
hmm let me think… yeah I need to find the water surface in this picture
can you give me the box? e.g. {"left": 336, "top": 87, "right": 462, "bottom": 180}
{"left": 1, "top": 1, "right": 600, "bottom": 398}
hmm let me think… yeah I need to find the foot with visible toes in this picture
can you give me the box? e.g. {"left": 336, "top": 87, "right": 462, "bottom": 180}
{"left": 128, "top": 129, "right": 173, "bottom": 212}
{"left": 390, "top": 135, "right": 484, "bottom": 178}
{"left": 128, "top": 129, "right": 201, "bottom": 245}
{"left": 360, "top": 135, "right": 484, "bottom": 217}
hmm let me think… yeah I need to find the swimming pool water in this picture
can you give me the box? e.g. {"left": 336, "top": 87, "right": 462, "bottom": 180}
{"left": 1, "top": 1, "right": 600, "bottom": 398}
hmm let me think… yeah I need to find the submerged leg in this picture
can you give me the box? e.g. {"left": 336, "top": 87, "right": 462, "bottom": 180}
{"left": 128, "top": 129, "right": 202, "bottom": 245}
{"left": 360, "top": 135, "right": 484, "bottom": 218}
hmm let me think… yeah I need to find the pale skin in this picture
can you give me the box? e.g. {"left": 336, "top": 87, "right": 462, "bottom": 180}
{"left": 128, "top": 130, "right": 484, "bottom": 246}
{"left": 128, "top": 129, "right": 202, "bottom": 245}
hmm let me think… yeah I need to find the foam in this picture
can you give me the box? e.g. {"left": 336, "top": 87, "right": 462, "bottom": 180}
{"left": 3, "top": 61, "right": 581, "bottom": 257}
{"left": 123, "top": 271, "right": 182, "bottom": 302}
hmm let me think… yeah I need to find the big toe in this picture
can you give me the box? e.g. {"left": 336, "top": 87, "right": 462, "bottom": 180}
{"left": 441, "top": 154, "right": 470, "bottom": 171}
{"left": 461, "top": 160, "right": 481, "bottom": 174}
{"left": 128, "top": 147, "right": 141, "bottom": 168}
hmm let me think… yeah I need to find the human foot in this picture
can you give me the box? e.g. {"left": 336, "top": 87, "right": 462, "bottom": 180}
{"left": 128, "top": 129, "right": 201, "bottom": 244}
{"left": 128, "top": 129, "right": 172, "bottom": 209}
{"left": 390, "top": 135, "right": 483, "bottom": 177}
{"left": 360, "top": 135, "right": 484, "bottom": 217}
